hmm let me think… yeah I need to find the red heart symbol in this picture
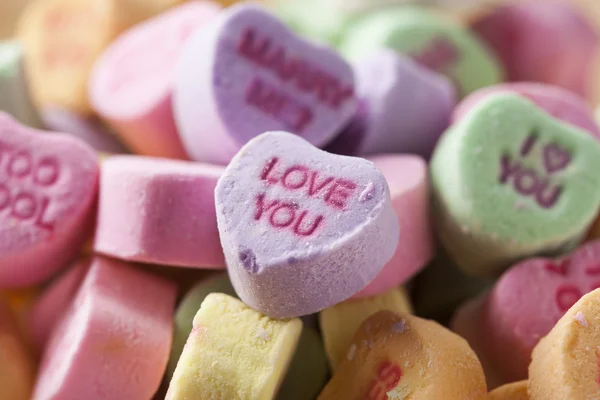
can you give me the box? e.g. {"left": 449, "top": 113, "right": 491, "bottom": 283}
{"left": 543, "top": 143, "right": 571, "bottom": 174}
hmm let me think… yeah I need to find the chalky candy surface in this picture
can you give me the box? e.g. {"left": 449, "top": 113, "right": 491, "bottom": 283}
{"left": 317, "top": 311, "right": 487, "bottom": 399}
{"left": 326, "top": 49, "right": 455, "bottom": 158}
{"left": 215, "top": 131, "right": 399, "bottom": 318}
{"left": 0, "top": 297, "right": 35, "bottom": 400}
{"left": 17, "top": 0, "right": 185, "bottom": 114}
{"left": 489, "top": 381, "right": 529, "bottom": 400}
{"left": 529, "top": 288, "right": 600, "bottom": 399}
{"left": 431, "top": 93, "right": 600, "bottom": 277}
{"left": 89, "top": 2, "right": 221, "bottom": 159}
{"left": 479, "top": 240, "right": 600, "bottom": 382}
{"left": 454, "top": 83, "right": 600, "bottom": 138}
{"left": 95, "top": 155, "right": 225, "bottom": 268}
{"left": 174, "top": 4, "right": 358, "bottom": 164}
{"left": 354, "top": 155, "right": 433, "bottom": 297}
{"left": 339, "top": 6, "right": 503, "bottom": 97}
{"left": 41, "top": 107, "right": 128, "bottom": 154}
{"left": 0, "top": 113, "right": 98, "bottom": 287}
{"left": 33, "top": 257, "right": 176, "bottom": 400}
{"left": 319, "top": 286, "right": 412, "bottom": 371}
{"left": 470, "top": 0, "right": 598, "bottom": 100}
{"left": 167, "top": 273, "right": 236, "bottom": 379}
{"left": 28, "top": 260, "right": 89, "bottom": 352}
{"left": 0, "top": 41, "right": 42, "bottom": 128}
{"left": 167, "top": 293, "right": 302, "bottom": 400}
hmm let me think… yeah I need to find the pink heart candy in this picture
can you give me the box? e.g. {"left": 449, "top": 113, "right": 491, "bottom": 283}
{"left": 0, "top": 113, "right": 99, "bottom": 287}
{"left": 174, "top": 4, "right": 358, "bottom": 165}
{"left": 215, "top": 131, "right": 399, "bottom": 318}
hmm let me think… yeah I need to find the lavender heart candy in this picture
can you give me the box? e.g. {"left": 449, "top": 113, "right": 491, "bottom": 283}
{"left": 174, "top": 4, "right": 357, "bottom": 165}
{"left": 215, "top": 131, "right": 399, "bottom": 318}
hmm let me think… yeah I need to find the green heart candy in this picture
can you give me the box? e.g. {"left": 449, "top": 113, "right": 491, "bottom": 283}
{"left": 338, "top": 6, "right": 503, "bottom": 97}
{"left": 431, "top": 93, "right": 600, "bottom": 277}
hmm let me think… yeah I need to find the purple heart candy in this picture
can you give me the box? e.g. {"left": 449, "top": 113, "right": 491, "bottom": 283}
{"left": 174, "top": 4, "right": 358, "bottom": 165}
{"left": 215, "top": 131, "right": 399, "bottom": 318}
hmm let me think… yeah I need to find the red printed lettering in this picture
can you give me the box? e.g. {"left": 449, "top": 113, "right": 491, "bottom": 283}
{"left": 33, "top": 158, "right": 60, "bottom": 186}
{"left": 7, "top": 151, "right": 32, "bottom": 179}
{"left": 254, "top": 193, "right": 280, "bottom": 220}
{"left": 365, "top": 361, "right": 402, "bottom": 400}
{"left": 325, "top": 179, "right": 357, "bottom": 210}
{"left": 261, "top": 157, "right": 280, "bottom": 183}
{"left": 282, "top": 165, "right": 309, "bottom": 190}
{"left": 308, "top": 171, "right": 334, "bottom": 197}
{"left": 269, "top": 203, "right": 297, "bottom": 228}
{"left": 238, "top": 27, "right": 272, "bottom": 66}
{"left": 545, "top": 260, "right": 569, "bottom": 276}
{"left": 293, "top": 211, "right": 323, "bottom": 236}
{"left": 34, "top": 197, "right": 54, "bottom": 231}
{"left": 555, "top": 285, "right": 582, "bottom": 312}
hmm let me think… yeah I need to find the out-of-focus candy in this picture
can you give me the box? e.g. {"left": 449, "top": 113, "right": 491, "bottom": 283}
{"left": 0, "top": 41, "right": 42, "bottom": 128}
{"left": 215, "top": 131, "right": 398, "bottom": 318}
{"left": 17, "top": 0, "right": 186, "bottom": 115}
{"left": 319, "top": 286, "right": 412, "bottom": 370}
{"left": 0, "top": 113, "right": 98, "bottom": 287}
{"left": 33, "top": 257, "right": 176, "bottom": 400}
{"left": 174, "top": 4, "right": 358, "bottom": 164}
{"left": 89, "top": 2, "right": 222, "bottom": 159}
{"left": 94, "top": 155, "right": 225, "bottom": 268}
{"left": 470, "top": 0, "right": 598, "bottom": 100}
{"left": 353, "top": 155, "right": 433, "bottom": 297}
{"left": 339, "top": 6, "right": 503, "bottom": 97}
{"left": 489, "top": 381, "right": 529, "bottom": 400}
{"left": 431, "top": 94, "right": 600, "bottom": 277}
{"left": 167, "top": 293, "right": 302, "bottom": 400}
{"left": 326, "top": 50, "right": 455, "bottom": 158}
{"left": 317, "top": 311, "right": 488, "bottom": 399}
{"left": 529, "top": 288, "right": 600, "bottom": 399}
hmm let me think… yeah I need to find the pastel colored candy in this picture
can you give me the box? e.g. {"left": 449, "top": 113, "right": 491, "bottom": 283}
{"left": 89, "top": 2, "right": 221, "bottom": 159}
{"left": 431, "top": 93, "right": 600, "bottom": 277}
{"left": 339, "top": 6, "right": 503, "bottom": 97}
{"left": 17, "top": 0, "right": 186, "bottom": 114}
{"left": 353, "top": 155, "right": 433, "bottom": 298}
{"left": 0, "top": 297, "right": 35, "bottom": 400}
{"left": 454, "top": 83, "right": 600, "bottom": 138}
{"left": 28, "top": 260, "right": 89, "bottom": 352}
{"left": 324, "top": 0, "right": 417, "bottom": 14}
{"left": 215, "top": 131, "right": 399, "bottom": 318}
{"left": 167, "top": 293, "right": 302, "bottom": 400}
{"left": 0, "top": 113, "right": 99, "bottom": 287}
{"left": 489, "top": 381, "right": 529, "bottom": 400}
{"left": 0, "top": 41, "right": 42, "bottom": 128}
{"left": 325, "top": 49, "right": 455, "bottom": 158}
{"left": 529, "top": 288, "right": 600, "bottom": 399}
{"left": 470, "top": 0, "right": 598, "bottom": 100}
{"left": 33, "top": 257, "right": 176, "bottom": 400}
{"left": 319, "top": 286, "right": 412, "bottom": 370}
{"left": 477, "top": 240, "right": 600, "bottom": 382}
{"left": 94, "top": 155, "right": 225, "bottom": 268}
{"left": 174, "top": 4, "right": 358, "bottom": 164}
{"left": 317, "top": 311, "right": 488, "bottom": 399}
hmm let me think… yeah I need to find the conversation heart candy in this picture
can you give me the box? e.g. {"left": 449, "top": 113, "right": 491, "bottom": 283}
{"left": 339, "top": 6, "right": 503, "bottom": 97}
{"left": 215, "top": 131, "right": 399, "bottom": 318}
{"left": 317, "top": 311, "right": 488, "bottom": 399}
{"left": 174, "top": 4, "right": 358, "bottom": 164}
{"left": 41, "top": 107, "right": 128, "bottom": 154}
{"left": 167, "top": 293, "right": 302, "bottom": 400}
{"left": 431, "top": 93, "right": 600, "bottom": 277}
{"left": 33, "top": 257, "right": 176, "bottom": 400}
{"left": 89, "top": 2, "right": 221, "bottom": 159}
{"left": 454, "top": 83, "right": 600, "bottom": 138}
{"left": 0, "top": 41, "right": 42, "bottom": 128}
{"left": 325, "top": 49, "right": 455, "bottom": 158}
{"left": 94, "top": 155, "right": 225, "bottom": 268}
{"left": 28, "top": 260, "right": 89, "bottom": 352}
{"left": 470, "top": 0, "right": 598, "bottom": 100}
{"left": 489, "top": 381, "right": 529, "bottom": 400}
{"left": 319, "top": 286, "right": 412, "bottom": 370}
{"left": 0, "top": 113, "right": 98, "bottom": 287}
{"left": 17, "top": 0, "right": 185, "bottom": 115}
{"left": 353, "top": 155, "right": 433, "bottom": 298}
{"left": 0, "top": 296, "right": 35, "bottom": 400}
{"left": 529, "top": 288, "right": 600, "bottom": 399}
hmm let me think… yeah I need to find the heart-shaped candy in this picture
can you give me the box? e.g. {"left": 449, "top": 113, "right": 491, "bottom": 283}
{"left": 431, "top": 93, "right": 600, "bottom": 276}
{"left": 174, "top": 4, "right": 358, "bottom": 165}
{"left": 529, "top": 288, "right": 600, "bottom": 399}
{"left": 215, "top": 131, "right": 399, "bottom": 318}
{"left": 0, "top": 113, "right": 99, "bottom": 287}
